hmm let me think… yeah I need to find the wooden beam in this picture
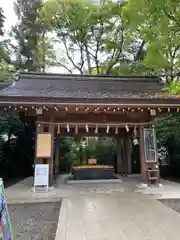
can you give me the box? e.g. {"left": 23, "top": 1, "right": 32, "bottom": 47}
{"left": 36, "top": 121, "right": 155, "bottom": 127}
{"left": 1, "top": 95, "right": 180, "bottom": 107}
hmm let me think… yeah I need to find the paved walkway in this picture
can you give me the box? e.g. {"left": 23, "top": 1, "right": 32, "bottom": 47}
{"left": 5, "top": 176, "right": 180, "bottom": 204}
{"left": 56, "top": 194, "right": 180, "bottom": 240}
{"left": 5, "top": 176, "right": 180, "bottom": 239}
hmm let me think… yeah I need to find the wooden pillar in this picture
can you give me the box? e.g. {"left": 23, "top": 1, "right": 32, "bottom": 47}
{"left": 123, "top": 137, "right": 128, "bottom": 176}
{"left": 116, "top": 137, "right": 121, "bottom": 173}
{"left": 48, "top": 122, "right": 54, "bottom": 186}
{"left": 139, "top": 126, "right": 147, "bottom": 182}
{"left": 123, "top": 135, "right": 132, "bottom": 176}
{"left": 54, "top": 135, "right": 60, "bottom": 177}
{"left": 34, "top": 122, "right": 43, "bottom": 165}
{"left": 126, "top": 136, "right": 132, "bottom": 175}
{"left": 121, "top": 138, "right": 127, "bottom": 175}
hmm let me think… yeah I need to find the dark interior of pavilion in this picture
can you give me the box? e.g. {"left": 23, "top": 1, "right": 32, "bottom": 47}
{"left": 57, "top": 136, "right": 140, "bottom": 176}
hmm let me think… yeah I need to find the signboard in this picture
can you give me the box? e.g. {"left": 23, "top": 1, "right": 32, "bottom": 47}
{"left": 0, "top": 178, "right": 13, "bottom": 240}
{"left": 144, "top": 128, "right": 157, "bottom": 163}
{"left": 36, "top": 133, "right": 52, "bottom": 158}
{"left": 34, "top": 164, "right": 49, "bottom": 187}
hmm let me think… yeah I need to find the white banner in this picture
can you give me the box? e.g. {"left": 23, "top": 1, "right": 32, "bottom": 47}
{"left": 34, "top": 164, "right": 49, "bottom": 187}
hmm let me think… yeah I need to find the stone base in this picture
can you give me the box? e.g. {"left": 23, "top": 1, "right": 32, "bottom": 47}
{"left": 136, "top": 182, "right": 163, "bottom": 189}
{"left": 31, "top": 186, "right": 54, "bottom": 193}
{"left": 136, "top": 183, "right": 148, "bottom": 189}
{"left": 72, "top": 166, "right": 114, "bottom": 180}
{"left": 67, "top": 179, "right": 122, "bottom": 184}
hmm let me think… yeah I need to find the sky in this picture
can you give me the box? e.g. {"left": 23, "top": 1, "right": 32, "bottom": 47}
{"left": 0, "top": 0, "right": 17, "bottom": 31}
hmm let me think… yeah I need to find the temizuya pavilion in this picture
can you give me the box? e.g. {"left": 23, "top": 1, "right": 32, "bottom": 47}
{"left": 0, "top": 72, "right": 179, "bottom": 185}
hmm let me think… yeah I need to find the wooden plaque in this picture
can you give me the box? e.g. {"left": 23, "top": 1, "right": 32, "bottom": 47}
{"left": 36, "top": 133, "right": 52, "bottom": 158}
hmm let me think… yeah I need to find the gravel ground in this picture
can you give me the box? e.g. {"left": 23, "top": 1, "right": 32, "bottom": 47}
{"left": 8, "top": 202, "right": 61, "bottom": 240}
{"left": 159, "top": 199, "right": 180, "bottom": 214}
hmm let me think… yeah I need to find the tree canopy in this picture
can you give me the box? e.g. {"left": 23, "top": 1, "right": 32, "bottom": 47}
{"left": 123, "top": 0, "right": 180, "bottom": 82}
{"left": 41, "top": 0, "right": 147, "bottom": 74}
{"left": 0, "top": 7, "right": 14, "bottom": 82}
{"left": 11, "top": 0, "right": 56, "bottom": 71}
{"left": 0, "top": 7, "right": 5, "bottom": 36}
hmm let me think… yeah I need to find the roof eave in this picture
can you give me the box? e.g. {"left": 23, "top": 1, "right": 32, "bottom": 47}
{"left": 0, "top": 95, "right": 179, "bottom": 107}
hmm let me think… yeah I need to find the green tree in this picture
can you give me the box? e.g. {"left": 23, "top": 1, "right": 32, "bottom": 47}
{"left": 12, "top": 0, "right": 43, "bottom": 71}
{"left": 41, "top": 0, "right": 142, "bottom": 74}
{"left": 123, "top": 0, "right": 180, "bottom": 82}
{"left": 0, "top": 7, "right": 14, "bottom": 82}
{"left": 0, "top": 7, "right": 5, "bottom": 36}
{"left": 11, "top": 0, "right": 56, "bottom": 72}
{"left": 36, "top": 34, "right": 56, "bottom": 72}
{"left": 0, "top": 7, "right": 8, "bottom": 63}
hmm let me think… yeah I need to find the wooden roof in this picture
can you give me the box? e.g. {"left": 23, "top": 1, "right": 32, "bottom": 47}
{"left": 0, "top": 72, "right": 179, "bottom": 106}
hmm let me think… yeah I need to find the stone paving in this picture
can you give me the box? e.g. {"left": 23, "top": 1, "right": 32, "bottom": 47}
{"left": 56, "top": 194, "right": 180, "bottom": 240}
{"left": 5, "top": 176, "right": 180, "bottom": 240}
{"left": 136, "top": 179, "right": 180, "bottom": 199}
{"left": 4, "top": 177, "right": 131, "bottom": 204}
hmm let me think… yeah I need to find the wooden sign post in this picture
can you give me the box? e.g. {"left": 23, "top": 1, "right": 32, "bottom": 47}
{"left": 34, "top": 133, "right": 52, "bottom": 192}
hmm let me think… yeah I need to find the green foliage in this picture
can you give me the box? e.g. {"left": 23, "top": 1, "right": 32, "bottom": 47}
{"left": 94, "top": 138, "right": 117, "bottom": 165}
{"left": 0, "top": 8, "right": 11, "bottom": 66}
{"left": 58, "top": 137, "right": 117, "bottom": 172}
{"left": 157, "top": 114, "right": 180, "bottom": 145}
{"left": 0, "top": 111, "right": 24, "bottom": 135}
{"left": 119, "top": 0, "right": 180, "bottom": 178}
{"left": 0, "top": 7, "right": 14, "bottom": 83}
{"left": 168, "top": 79, "right": 180, "bottom": 94}
{"left": 0, "top": 112, "right": 35, "bottom": 180}
{"left": 11, "top": 0, "right": 56, "bottom": 72}
{"left": 123, "top": 0, "right": 180, "bottom": 82}
{"left": 12, "top": 0, "right": 41, "bottom": 71}
{"left": 157, "top": 113, "right": 180, "bottom": 178}
{"left": 41, "top": 0, "right": 143, "bottom": 74}
{"left": 40, "top": 0, "right": 177, "bottom": 76}
{"left": 35, "top": 35, "right": 56, "bottom": 72}
{"left": 0, "top": 7, "right": 5, "bottom": 36}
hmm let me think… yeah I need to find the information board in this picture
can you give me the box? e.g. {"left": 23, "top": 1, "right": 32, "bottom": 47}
{"left": 144, "top": 128, "right": 157, "bottom": 163}
{"left": 36, "top": 133, "right": 52, "bottom": 158}
{"left": 0, "top": 178, "right": 13, "bottom": 240}
{"left": 34, "top": 164, "right": 49, "bottom": 187}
